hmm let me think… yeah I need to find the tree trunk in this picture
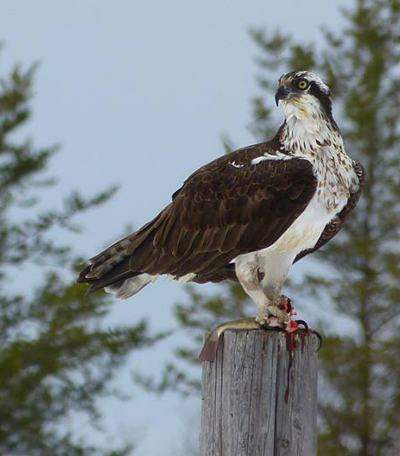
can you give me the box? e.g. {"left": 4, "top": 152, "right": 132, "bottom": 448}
{"left": 200, "top": 329, "right": 318, "bottom": 456}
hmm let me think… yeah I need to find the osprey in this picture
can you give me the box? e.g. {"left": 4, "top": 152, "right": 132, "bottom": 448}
{"left": 78, "top": 71, "right": 365, "bottom": 340}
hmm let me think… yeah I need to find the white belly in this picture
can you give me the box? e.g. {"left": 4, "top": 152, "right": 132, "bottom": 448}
{"left": 236, "top": 191, "right": 347, "bottom": 269}
{"left": 265, "top": 192, "right": 344, "bottom": 256}
{"left": 234, "top": 191, "right": 348, "bottom": 299}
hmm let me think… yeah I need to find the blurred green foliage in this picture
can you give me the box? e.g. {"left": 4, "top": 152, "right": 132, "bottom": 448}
{"left": 146, "top": 1, "right": 400, "bottom": 454}
{"left": 0, "top": 57, "right": 161, "bottom": 455}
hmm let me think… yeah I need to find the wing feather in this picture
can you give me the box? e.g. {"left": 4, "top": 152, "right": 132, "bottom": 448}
{"left": 78, "top": 141, "right": 318, "bottom": 290}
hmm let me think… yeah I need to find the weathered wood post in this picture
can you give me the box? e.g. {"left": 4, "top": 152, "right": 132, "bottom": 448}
{"left": 200, "top": 329, "right": 318, "bottom": 456}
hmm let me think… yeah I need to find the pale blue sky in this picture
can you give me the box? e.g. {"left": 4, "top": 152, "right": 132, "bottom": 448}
{"left": 1, "top": 1, "right": 347, "bottom": 454}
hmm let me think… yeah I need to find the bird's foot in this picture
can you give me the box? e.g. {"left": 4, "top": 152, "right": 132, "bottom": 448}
{"left": 278, "top": 296, "right": 322, "bottom": 349}
{"left": 199, "top": 298, "right": 322, "bottom": 362}
{"left": 256, "top": 295, "right": 298, "bottom": 332}
{"left": 256, "top": 296, "right": 321, "bottom": 344}
{"left": 256, "top": 295, "right": 322, "bottom": 351}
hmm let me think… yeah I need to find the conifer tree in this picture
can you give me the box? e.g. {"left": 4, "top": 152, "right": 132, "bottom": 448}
{"left": 0, "top": 56, "right": 159, "bottom": 456}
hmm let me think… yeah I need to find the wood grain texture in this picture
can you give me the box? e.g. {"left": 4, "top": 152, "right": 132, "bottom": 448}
{"left": 200, "top": 330, "right": 318, "bottom": 456}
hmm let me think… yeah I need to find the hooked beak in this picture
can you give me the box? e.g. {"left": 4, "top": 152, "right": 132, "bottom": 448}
{"left": 275, "top": 86, "right": 291, "bottom": 106}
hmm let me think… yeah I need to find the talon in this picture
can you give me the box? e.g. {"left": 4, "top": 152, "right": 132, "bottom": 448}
{"left": 311, "top": 329, "right": 323, "bottom": 351}
{"left": 295, "top": 319, "right": 309, "bottom": 330}
{"left": 257, "top": 312, "right": 284, "bottom": 329}
{"left": 266, "top": 305, "right": 290, "bottom": 323}
{"left": 255, "top": 316, "right": 266, "bottom": 326}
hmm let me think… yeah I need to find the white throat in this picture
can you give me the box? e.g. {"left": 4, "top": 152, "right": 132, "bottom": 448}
{"left": 280, "top": 97, "right": 335, "bottom": 153}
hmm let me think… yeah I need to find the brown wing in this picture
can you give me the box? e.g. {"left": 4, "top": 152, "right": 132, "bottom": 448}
{"left": 294, "top": 160, "right": 366, "bottom": 263}
{"left": 194, "top": 161, "right": 366, "bottom": 282}
{"left": 78, "top": 142, "right": 317, "bottom": 292}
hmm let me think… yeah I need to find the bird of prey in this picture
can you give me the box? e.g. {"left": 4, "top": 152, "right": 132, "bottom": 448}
{"left": 78, "top": 71, "right": 365, "bottom": 346}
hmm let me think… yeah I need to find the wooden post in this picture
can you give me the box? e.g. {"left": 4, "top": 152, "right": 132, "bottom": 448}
{"left": 200, "top": 329, "right": 318, "bottom": 456}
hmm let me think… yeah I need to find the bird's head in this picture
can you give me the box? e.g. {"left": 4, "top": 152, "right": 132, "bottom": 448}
{"left": 275, "top": 71, "right": 333, "bottom": 123}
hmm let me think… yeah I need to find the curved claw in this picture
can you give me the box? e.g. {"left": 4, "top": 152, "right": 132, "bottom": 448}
{"left": 294, "top": 320, "right": 322, "bottom": 351}
{"left": 311, "top": 329, "right": 323, "bottom": 351}
{"left": 295, "top": 319, "right": 309, "bottom": 330}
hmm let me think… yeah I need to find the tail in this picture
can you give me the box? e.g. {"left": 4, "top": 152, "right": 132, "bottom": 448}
{"left": 77, "top": 208, "right": 169, "bottom": 295}
{"left": 78, "top": 201, "right": 238, "bottom": 297}
{"left": 104, "top": 273, "right": 157, "bottom": 299}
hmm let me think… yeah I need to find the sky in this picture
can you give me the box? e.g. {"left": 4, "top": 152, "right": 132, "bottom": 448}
{"left": 0, "top": 1, "right": 347, "bottom": 454}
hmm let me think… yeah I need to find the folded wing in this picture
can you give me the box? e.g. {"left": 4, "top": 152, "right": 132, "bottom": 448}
{"left": 78, "top": 145, "right": 317, "bottom": 292}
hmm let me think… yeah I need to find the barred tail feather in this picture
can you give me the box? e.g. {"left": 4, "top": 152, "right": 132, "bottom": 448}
{"left": 77, "top": 207, "right": 171, "bottom": 294}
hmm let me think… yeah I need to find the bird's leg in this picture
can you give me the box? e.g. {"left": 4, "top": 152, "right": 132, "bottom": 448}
{"left": 199, "top": 261, "right": 318, "bottom": 362}
{"left": 199, "top": 263, "right": 271, "bottom": 362}
{"left": 256, "top": 295, "right": 307, "bottom": 333}
{"left": 256, "top": 294, "right": 299, "bottom": 332}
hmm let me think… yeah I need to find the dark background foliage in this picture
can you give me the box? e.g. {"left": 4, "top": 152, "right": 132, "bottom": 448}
{"left": 0, "top": 61, "right": 163, "bottom": 456}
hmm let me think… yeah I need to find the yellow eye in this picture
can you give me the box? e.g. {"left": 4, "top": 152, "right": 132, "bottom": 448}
{"left": 296, "top": 79, "right": 309, "bottom": 90}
